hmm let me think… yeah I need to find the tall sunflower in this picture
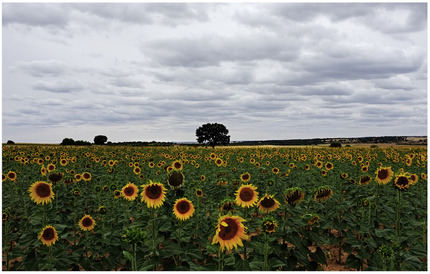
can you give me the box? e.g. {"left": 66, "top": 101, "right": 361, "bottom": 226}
{"left": 393, "top": 173, "right": 410, "bottom": 191}
{"left": 141, "top": 181, "right": 167, "bottom": 208}
{"left": 257, "top": 194, "right": 280, "bottom": 214}
{"left": 212, "top": 215, "right": 248, "bottom": 252}
{"left": 375, "top": 166, "right": 393, "bottom": 184}
{"left": 79, "top": 215, "right": 96, "bottom": 231}
{"left": 122, "top": 182, "right": 139, "bottom": 201}
{"left": 28, "top": 181, "right": 55, "bottom": 205}
{"left": 38, "top": 225, "right": 58, "bottom": 246}
{"left": 235, "top": 184, "right": 259, "bottom": 208}
{"left": 173, "top": 198, "right": 195, "bottom": 221}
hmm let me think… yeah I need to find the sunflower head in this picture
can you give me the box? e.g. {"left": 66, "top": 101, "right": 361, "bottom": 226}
{"left": 72, "top": 188, "right": 81, "bottom": 197}
{"left": 38, "top": 225, "right": 59, "bottom": 246}
{"left": 173, "top": 198, "right": 195, "bottom": 221}
{"left": 261, "top": 217, "right": 278, "bottom": 234}
{"left": 167, "top": 170, "right": 185, "bottom": 189}
{"left": 79, "top": 215, "right": 96, "bottom": 231}
{"left": 7, "top": 171, "right": 17, "bottom": 181}
{"left": 303, "top": 213, "right": 319, "bottom": 225}
{"left": 257, "top": 193, "right": 280, "bottom": 214}
{"left": 235, "top": 184, "right": 259, "bottom": 208}
{"left": 219, "top": 198, "right": 236, "bottom": 213}
{"left": 313, "top": 186, "right": 333, "bottom": 202}
{"left": 122, "top": 183, "right": 139, "bottom": 201}
{"left": 2, "top": 211, "right": 9, "bottom": 222}
{"left": 240, "top": 172, "right": 251, "bottom": 183}
{"left": 375, "top": 166, "right": 394, "bottom": 185}
{"left": 82, "top": 172, "right": 92, "bottom": 181}
{"left": 98, "top": 206, "right": 107, "bottom": 215}
{"left": 393, "top": 173, "right": 410, "bottom": 191}
{"left": 212, "top": 215, "right": 248, "bottom": 252}
{"left": 171, "top": 160, "right": 183, "bottom": 170}
{"left": 359, "top": 175, "right": 372, "bottom": 186}
{"left": 284, "top": 187, "right": 305, "bottom": 205}
{"left": 141, "top": 181, "right": 167, "bottom": 208}
{"left": 113, "top": 190, "right": 121, "bottom": 199}
{"left": 29, "top": 181, "right": 55, "bottom": 205}
{"left": 196, "top": 189, "right": 204, "bottom": 197}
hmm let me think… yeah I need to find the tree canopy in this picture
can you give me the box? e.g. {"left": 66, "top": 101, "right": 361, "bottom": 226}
{"left": 94, "top": 135, "right": 108, "bottom": 145}
{"left": 196, "top": 123, "right": 230, "bottom": 148}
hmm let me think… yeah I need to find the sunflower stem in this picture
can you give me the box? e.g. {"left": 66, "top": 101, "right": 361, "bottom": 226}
{"left": 132, "top": 243, "right": 137, "bottom": 271}
{"left": 218, "top": 249, "right": 224, "bottom": 271}
{"left": 263, "top": 232, "right": 269, "bottom": 271}
{"left": 396, "top": 189, "right": 401, "bottom": 241}
{"left": 151, "top": 207, "right": 156, "bottom": 271}
{"left": 48, "top": 245, "right": 54, "bottom": 271}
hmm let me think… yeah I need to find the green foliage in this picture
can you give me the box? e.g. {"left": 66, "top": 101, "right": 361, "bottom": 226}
{"left": 60, "top": 138, "right": 75, "bottom": 145}
{"left": 196, "top": 123, "right": 230, "bottom": 148}
{"left": 94, "top": 135, "right": 108, "bottom": 145}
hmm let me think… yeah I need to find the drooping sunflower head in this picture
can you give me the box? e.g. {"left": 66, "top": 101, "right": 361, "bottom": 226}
{"left": 261, "top": 217, "right": 278, "bottom": 234}
{"left": 141, "top": 181, "right": 167, "bottom": 208}
{"left": 167, "top": 170, "right": 185, "bottom": 189}
{"left": 219, "top": 198, "right": 236, "bottom": 213}
{"left": 359, "top": 175, "right": 372, "bottom": 186}
{"left": 29, "top": 181, "right": 55, "bottom": 205}
{"left": 79, "top": 215, "right": 96, "bottom": 231}
{"left": 375, "top": 166, "right": 393, "bottom": 185}
{"left": 257, "top": 193, "right": 280, "bottom": 214}
{"left": 212, "top": 215, "right": 248, "bottom": 252}
{"left": 235, "top": 184, "right": 259, "bottom": 208}
{"left": 38, "top": 225, "right": 58, "bottom": 246}
{"left": 303, "top": 213, "right": 320, "bottom": 225}
{"left": 173, "top": 198, "right": 195, "bottom": 221}
{"left": 122, "top": 182, "right": 139, "bottom": 201}
{"left": 240, "top": 172, "right": 251, "bottom": 183}
{"left": 284, "top": 187, "right": 305, "bottom": 205}
{"left": 313, "top": 186, "right": 333, "bottom": 202}
{"left": 393, "top": 173, "right": 410, "bottom": 191}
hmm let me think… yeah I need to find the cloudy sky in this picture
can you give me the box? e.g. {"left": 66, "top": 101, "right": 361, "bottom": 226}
{"left": 2, "top": 2, "right": 427, "bottom": 143}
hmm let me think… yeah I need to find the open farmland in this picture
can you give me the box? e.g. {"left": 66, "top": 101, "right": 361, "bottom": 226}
{"left": 2, "top": 144, "right": 427, "bottom": 271}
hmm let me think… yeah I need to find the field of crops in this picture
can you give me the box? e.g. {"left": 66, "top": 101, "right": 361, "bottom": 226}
{"left": 2, "top": 144, "right": 427, "bottom": 271}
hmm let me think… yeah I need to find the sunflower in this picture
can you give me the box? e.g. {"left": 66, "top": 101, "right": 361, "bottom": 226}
{"left": 74, "top": 174, "right": 82, "bottom": 181}
{"left": 47, "top": 163, "right": 56, "bottom": 172}
{"left": 113, "top": 190, "right": 121, "bottom": 199}
{"left": 393, "top": 173, "right": 410, "bottom": 191}
{"left": 212, "top": 215, "right": 248, "bottom": 252}
{"left": 7, "top": 171, "right": 17, "bottom": 181}
{"left": 375, "top": 166, "right": 393, "bottom": 184}
{"left": 48, "top": 172, "right": 64, "bottom": 184}
{"left": 215, "top": 158, "right": 223, "bottom": 167}
{"left": 38, "top": 225, "right": 58, "bottom": 246}
{"left": 141, "top": 181, "right": 167, "bottom": 208}
{"left": 73, "top": 188, "right": 81, "bottom": 197}
{"left": 235, "top": 184, "right": 259, "bottom": 208}
{"left": 3, "top": 211, "right": 8, "bottom": 222}
{"left": 167, "top": 170, "right": 185, "bottom": 189}
{"left": 2, "top": 174, "right": 6, "bottom": 182}
{"left": 261, "top": 217, "right": 278, "bottom": 234}
{"left": 173, "top": 198, "right": 195, "bottom": 221}
{"left": 359, "top": 175, "right": 372, "bottom": 186}
{"left": 122, "top": 183, "right": 139, "bottom": 201}
{"left": 133, "top": 167, "right": 141, "bottom": 175}
{"left": 29, "top": 181, "right": 55, "bottom": 205}
{"left": 240, "top": 172, "right": 251, "bottom": 183}
{"left": 272, "top": 167, "right": 279, "bottom": 174}
{"left": 314, "top": 186, "right": 333, "bottom": 202}
{"left": 257, "top": 194, "right": 280, "bottom": 214}
{"left": 284, "top": 187, "right": 305, "bottom": 205}
{"left": 82, "top": 172, "right": 92, "bottom": 181}
{"left": 200, "top": 175, "right": 206, "bottom": 182}
{"left": 98, "top": 206, "right": 107, "bottom": 215}
{"left": 307, "top": 214, "right": 319, "bottom": 225}
{"left": 325, "top": 162, "right": 334, "bottom": 170}
{"left": 196, "top": 189, "right": 203, "bottom": 197}
{"left": 79, "top": 215, "right": 96, "bottom": 231}
{"left": 219, "top": 198, "right": 236, "bottom": 213}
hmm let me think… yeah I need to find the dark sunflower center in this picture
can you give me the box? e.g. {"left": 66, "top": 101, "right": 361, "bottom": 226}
{"left": 286, "top": 191, "right": 303, "bottom": 203}
{"left": 8, "top": 173, "right": 16, "bottom": 179}
{"left": 265, "top": 222, "right": 275, "bottom": 232}
{"left": 316, "top": 189, "right": 331, "bottom": 199}
{"left": 260, "top": 197, "right": 275, "bottom": 208}
{"left": 176, "top": 200, "right": 190, "bottom": 214}
{"left": 361, "top": 176, "right": 371, "bottom": 184}
{"left": 83, "top": 173, "right": 90, "bottom": 179}
{"left": 239, "top": 188, "right": 254, "bottom": 202}
{"left": 242, "top": 174, "right": 249, "bottom": 180}
{"left": 35, "top": 183, "right": 51, "bottom": 198}
{"left": 219, "top": 218, "right": 239, "bottom": 241}
{"left": 114, "top": 191, "right": 121, "bottom": 197}
{"left": 42, "top": 227, "right": 55, "bottom": 240}
{"left": 82, "top": 217, "right": 93, "bottom": 227}
{"left": 196, "top": 190, "right": 202, "bottom": 196}
{"left": 378, "top": 169, "right": 389, "bottom": 179}
{"left": 396, "top": 176, "right": 409, "bottom": 186}
{"left": 174, "top": 162, "right": 182, "bottom": 169}
{"left": 146, "top": 185, "right": 161, "bottom": 199}
{"left": 124, "top": 186, "right": 135, "bottom": 196}
{"left": 168, "top": 172, "right": 184, "bottom": 187}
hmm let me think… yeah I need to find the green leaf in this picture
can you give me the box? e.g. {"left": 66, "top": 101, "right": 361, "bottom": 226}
{"left": 286, "top": 255, "right": 298, "bottom": 270}
{"left": 310, "top": 247, "right": 327, "bottom": 265}
{"left": 269, "top": 257, "right": 286, "bottom": 269}
{"left": 402, "top": 255, "right": 422, "bottom": 271}
{"left": 224, "top": 254, "right": 235, "bottom": 266}
{"left": 235, "top": 258, "right": 251, "bottom": 271}
{"left": 122, "top": 250, "right": 133, "bottom": 263}
{"left": 345, "top": 254, "right": 361, "bottom": 270}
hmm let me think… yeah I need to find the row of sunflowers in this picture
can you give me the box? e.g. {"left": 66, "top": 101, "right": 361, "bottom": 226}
{"left": 2, "top": 144, "right": 427, "bottom": 270}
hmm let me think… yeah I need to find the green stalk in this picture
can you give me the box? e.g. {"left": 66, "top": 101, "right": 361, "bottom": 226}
{"left": 218, "top": 249, "right": 224, "bottom": 271}
{"left": 132, "top": 244, "right": 137, "bottom": 271}
{"left": 396, "top": 190, "right": 401, "bottom": 241}
{"left": 263, "top": 232, "right": 269, "bottom": 271}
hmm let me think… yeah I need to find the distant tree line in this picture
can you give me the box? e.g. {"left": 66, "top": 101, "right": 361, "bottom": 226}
{"left": 60, "top": 135, "right": 173, "bottom": 147}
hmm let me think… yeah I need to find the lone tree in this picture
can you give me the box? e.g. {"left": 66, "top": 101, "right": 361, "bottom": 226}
{"left": 94, "top": 135, "right": 108, "bottom": 145}
{"left": 61, "top": 138, "right": 75, "bottom": 145}
{"left": 196, "top": 123, "right": 230, "bottom": 148}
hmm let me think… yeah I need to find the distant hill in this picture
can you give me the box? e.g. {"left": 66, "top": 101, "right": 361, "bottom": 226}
{"left": 229, "top": 136, "right": 427, "bottom": 146}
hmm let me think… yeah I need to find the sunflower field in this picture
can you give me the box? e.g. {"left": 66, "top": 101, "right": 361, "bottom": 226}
{"left": 2, "top": 144, "right": 427, "bottom": 271}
